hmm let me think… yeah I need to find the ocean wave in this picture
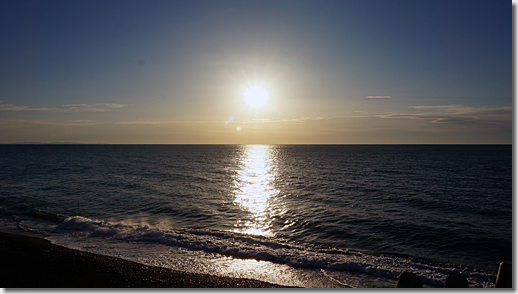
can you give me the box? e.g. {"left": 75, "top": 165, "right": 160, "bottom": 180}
{"left": 56, "top": 215, "right": 496, "bottom": 287}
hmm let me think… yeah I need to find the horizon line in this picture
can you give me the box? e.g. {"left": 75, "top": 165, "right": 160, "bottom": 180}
{"left": 0, "top": 142, "right": 512, "bottom": 146}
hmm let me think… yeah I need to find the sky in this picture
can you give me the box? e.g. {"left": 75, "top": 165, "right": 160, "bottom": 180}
{"left": 0, "top": 0, "right": 512, "bottom": 144}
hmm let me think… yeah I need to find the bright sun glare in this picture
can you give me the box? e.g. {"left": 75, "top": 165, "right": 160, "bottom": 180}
{"left": 244, "top": 85, "right": 269, "bottom": 109}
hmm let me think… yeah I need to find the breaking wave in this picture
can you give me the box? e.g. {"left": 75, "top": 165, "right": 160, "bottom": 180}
{"left": 55, "top": 215, "right": 495, "bottom": 287}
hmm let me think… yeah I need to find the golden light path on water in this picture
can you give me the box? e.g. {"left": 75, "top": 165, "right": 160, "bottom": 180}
{"left": 221, "top": 145, "right": 303, "bottom": 285}
{"left": 232, "top": 145, "right": 285, "bottom": 237}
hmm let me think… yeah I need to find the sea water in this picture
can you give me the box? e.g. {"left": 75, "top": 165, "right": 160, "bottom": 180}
{"left": 0, "top": 145, "right": 511, "bottom": 288}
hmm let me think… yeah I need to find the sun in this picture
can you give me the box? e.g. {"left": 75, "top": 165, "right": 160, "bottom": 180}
{"left": 244, "top": 85, "right": 269, "bottom": 109}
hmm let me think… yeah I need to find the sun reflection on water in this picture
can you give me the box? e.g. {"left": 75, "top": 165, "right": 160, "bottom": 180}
{"left": 232, "top": 145, "right": 283, "bottom": 236}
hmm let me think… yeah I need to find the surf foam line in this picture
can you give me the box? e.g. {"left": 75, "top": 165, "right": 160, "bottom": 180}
{"left": 54, "top": 216, "right": 495, "bottom": 287}
{"left": 320, "top": 269, "right": 354, "bottom": 288}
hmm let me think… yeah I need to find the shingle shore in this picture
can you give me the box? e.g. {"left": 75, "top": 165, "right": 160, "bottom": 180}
{"left": 0, "top": 232, "right": 289, "bottom": 288}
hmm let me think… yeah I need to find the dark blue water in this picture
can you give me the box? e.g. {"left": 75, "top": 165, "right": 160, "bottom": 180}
{"left": 0, "top": 144, "right": 512, "bottom": 287}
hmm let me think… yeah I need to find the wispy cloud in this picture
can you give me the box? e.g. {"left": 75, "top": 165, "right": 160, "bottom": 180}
{"left": 110, "top": 117, "right": 329, "bottom": 126}
{"left": 10, "top": 119, "right": 202, "bottom": 126}
{"left": 12, "top": 119, "right": 102, "bottom": 126}
{"left": 112, "top": 116, "right": 339, "bottom": 126}
{"left": 2, "top": 104, "right": 510, "bottom": 129}
{"left": 0, "top": 102, "right": 130, "bottom": 112}
{"left": 379, "top": 113, "right": 478, "bottom": 123}
{"left": 60, "top": 103, "right": 130, "bottom": 112}
{"left": 113, "top": 120, "right": 189, "bottom": 125}
{"left": 244, "top": 117, "right": 329, "bottom": 124}
{"left": 408, "top": 105, "right": 512, "bottom": 115}
{"left": 365, "top": 95, "right": 392, "bottom": 99}
{"left": 380, "top": 105, "right": 512, "bottom": 123}
{"left": 0, "top": 102, "right": 50, "bottom": 111}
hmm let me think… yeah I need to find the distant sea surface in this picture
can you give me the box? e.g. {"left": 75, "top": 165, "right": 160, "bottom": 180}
{"left": 0, "top": 145, "right": 512, "bottom": 288}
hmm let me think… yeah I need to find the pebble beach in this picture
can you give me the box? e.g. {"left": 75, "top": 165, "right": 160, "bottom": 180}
{"left": 0, "top": 232, "right": 288, "bottom": 288}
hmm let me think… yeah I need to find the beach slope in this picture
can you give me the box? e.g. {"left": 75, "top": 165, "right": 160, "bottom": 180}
{"left": 0, "top": 232, "right": 287, "bottom": 288}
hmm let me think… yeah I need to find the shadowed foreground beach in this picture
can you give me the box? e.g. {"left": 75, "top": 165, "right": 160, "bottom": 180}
{"left": 0, "top": 232, "right": 289, "bottom": 288}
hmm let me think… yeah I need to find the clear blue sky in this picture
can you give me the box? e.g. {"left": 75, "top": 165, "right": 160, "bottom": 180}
{"left": 0, "top": 0, "right": 512, "bottom": 144}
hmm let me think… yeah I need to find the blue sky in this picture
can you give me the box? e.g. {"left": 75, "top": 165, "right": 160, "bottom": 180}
{"left": 0, "top": 0, "right": 512, "bottom": 144}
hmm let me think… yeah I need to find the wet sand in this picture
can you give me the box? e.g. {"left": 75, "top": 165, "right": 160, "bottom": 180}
{"left": 0, "top": 232, "right": 289, "bottom": 288}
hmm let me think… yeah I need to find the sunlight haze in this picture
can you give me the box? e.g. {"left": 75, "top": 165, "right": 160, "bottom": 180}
{"left": 0, "top": 0, "right": 511, "bottom": 144}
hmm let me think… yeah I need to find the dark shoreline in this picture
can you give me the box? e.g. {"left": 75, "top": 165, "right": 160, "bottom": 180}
{"left": 0, "top": 232, "right": 289, "bottom": 288}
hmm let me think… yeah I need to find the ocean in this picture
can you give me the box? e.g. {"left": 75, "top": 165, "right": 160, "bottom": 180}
{"left": 0, "top": 144, "right": 512, "bottom": 288}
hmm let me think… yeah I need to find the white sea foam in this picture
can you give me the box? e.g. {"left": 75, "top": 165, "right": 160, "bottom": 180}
{"left": 53, "top": 215, "right": 495, "bottom": 288}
